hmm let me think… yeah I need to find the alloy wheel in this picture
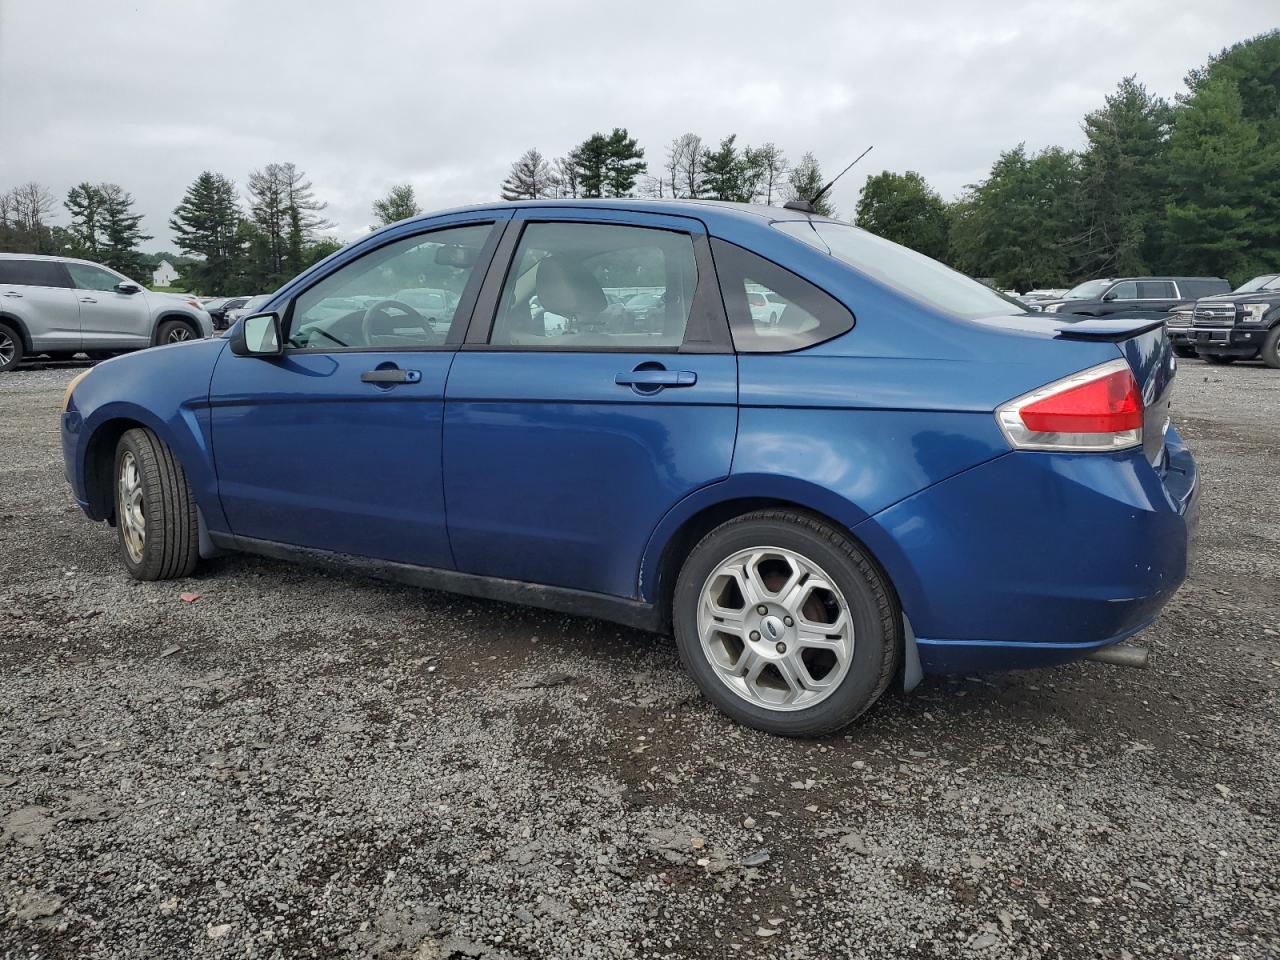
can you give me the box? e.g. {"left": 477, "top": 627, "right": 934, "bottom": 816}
{"left": 696, "top": 547, "right": 855, "bottom": 711}
{"left": 0, "top": 330, "right": 14, "bottom": 367}
{"left": 167, "top": 326, "right": 193, "bottom": 343}
{"left": 117, "top": 451, "right": 146, "bottom": 563}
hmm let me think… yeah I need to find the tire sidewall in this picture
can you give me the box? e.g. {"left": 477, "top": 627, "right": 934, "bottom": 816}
{"left": 673, "top": 516, "right": 896, "bottom": 736}
{"left": 0, "top": 323, "right": 22, "bottom": 372}
{"left": 1263, "top": 327, "right": 1280, "bottom": 369}
{"left": 114, "top": 431, "right": 161, "bottom": 579}
{"left": 156, "top": 320, "right": 193, "bottom": 346}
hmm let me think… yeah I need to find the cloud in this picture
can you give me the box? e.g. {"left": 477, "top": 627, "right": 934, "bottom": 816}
{"left": 1, "top": 0, "right": 1275, "bottom": 249}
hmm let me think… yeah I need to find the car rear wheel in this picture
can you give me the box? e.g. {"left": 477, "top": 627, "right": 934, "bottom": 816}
{"left": 1202, "top": 354, "right": 1236, "bottom": 365}
{"left": 156, "top": 320, "right": 197, "bottom": 345}
{"left": 1261, "top": 327, "right": 1280, "bottom": 370}
{"left": 672, "top": 510, "right": 900, "bottom": 737}
{"left": 0, "top": 323, "right": 23, "bottom": 372}
{"left": 1172, "top": 344, "right": 1197, "bottom": 359}
{"left": 113, "top": 427, "right": 199, "bottom": 581}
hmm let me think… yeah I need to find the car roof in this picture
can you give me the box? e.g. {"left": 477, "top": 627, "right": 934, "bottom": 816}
{"left": 393, "top": 198, "right": 829, "bottom": 233}
{"left": 0, "top": 251, "right": 125, "bottom": 270}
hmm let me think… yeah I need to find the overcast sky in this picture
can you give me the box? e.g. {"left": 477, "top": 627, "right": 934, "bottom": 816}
{"left": 1, "top": 0, "right": 1276, "bottom": 250}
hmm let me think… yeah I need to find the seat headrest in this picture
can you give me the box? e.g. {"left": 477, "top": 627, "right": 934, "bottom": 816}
{"left": 536, "top": 256, "right": 606, "bottom": 320}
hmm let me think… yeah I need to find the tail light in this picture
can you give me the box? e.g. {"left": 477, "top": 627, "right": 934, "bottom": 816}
{"left": 996, "top": 359, "right": 1143, "bottom": 452}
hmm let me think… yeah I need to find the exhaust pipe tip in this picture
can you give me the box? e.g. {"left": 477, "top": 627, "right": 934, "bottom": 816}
{"left": 1084, "top": 643, "right": 1150, "bottom": 669}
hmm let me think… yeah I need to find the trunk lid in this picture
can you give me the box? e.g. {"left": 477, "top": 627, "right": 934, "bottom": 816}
{"left": 1052, "top": 316, "right": 1174, "bottom": 466}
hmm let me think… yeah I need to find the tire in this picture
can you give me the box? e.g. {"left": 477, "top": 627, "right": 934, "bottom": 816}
{"left": 113, "top": 428, "right": 199, "bottom": 581}
{"left": 1202, "top": 354, "right": 1236, "bottom": 365}
{"left": 1261, "top": 327, "right": 1280, "bottom": 370}
{"left": 1172, "top": 344, "right": 1197, "bottom": 359}
{"left": 672, "top": 510, "right": 901, "bottom": 737}
{"left": 155, "top": 319, "right": 197, "bottom": 345}
{"left": 0, "top": 322, "right": 24, "bottom": 372}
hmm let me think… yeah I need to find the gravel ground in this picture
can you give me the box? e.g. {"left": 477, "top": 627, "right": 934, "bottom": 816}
{"left": 1, "top": 357, "right": 1277, "bottom": 959}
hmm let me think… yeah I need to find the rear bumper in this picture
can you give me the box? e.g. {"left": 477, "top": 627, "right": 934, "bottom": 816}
{"left": 855, "top": 427, "right": 1198, "bottom": 674}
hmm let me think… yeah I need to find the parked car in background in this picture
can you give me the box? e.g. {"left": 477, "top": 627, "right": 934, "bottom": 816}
{"left": 1167, "top": 273, "right": 1280, "bottom": 366}
{"left": 59, "top": 199, "right": 1198, "bottom": 737}
{"left": 205, "top": 296, "right": 254, "bottom": 331}
{"left": 394, "top": 288, "right": 455, "bottom": 331}
{"left": 1039, "top": 277, "right": 1229, "bottom": 317}
{"left": 223, "top": 295, "right": 271, "bottom": 329}
{"left": 747, "top": 290, "right": 789, "bottom": 325}
{"left": 1018, "top": 288, "right": 1067, "bottom": 307}
{"left": 0, "top": 254, "right": 212, "bottom": 372}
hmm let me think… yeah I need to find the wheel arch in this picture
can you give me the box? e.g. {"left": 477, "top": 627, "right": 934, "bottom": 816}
{"left": 151, "top": 311, "right": 200, "bottom": 344}
{"left": 639, "top": 475, "right": 889, "bottom": 627}
{"left": 0, "top": 311, "right": 33, "bottom": 351}
{"left": 80, "top": 415, "right": 155, "bottom": 522}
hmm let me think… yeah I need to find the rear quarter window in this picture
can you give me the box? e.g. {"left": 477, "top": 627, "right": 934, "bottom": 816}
{"left": 0, "top": 259, "right": 72, "bottom": 288}
{"left": 711, "top": 239, "right": 854, "bottom": 353}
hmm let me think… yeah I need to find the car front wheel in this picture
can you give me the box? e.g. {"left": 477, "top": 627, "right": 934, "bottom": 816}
{"left": 114, "top": 428, "right": 200, "bottom": 581}
{"left": 1172, "top": 344, "right": 1197, "bottom": 359}
{"left": 673, "top": 510, "right": 901, "bottom": 737}
{"left": 1262, "top": 327, "right": 1280, "bottom": 370}
{"left": 156, "top": 320, "right": 197, "bottom": 345}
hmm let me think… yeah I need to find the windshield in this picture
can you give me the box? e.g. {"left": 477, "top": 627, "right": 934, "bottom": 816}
{"left": 1062, "top": 279, "right": 1111, "bottom": 300}
{"left": 1234, "top": 274, "right": 1280, "bottom": 293}
{"left": 775, "top": 220, "right": 1025, "bottom": 319}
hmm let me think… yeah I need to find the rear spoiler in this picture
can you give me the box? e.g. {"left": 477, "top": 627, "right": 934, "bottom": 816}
{"left": 1052, "top": 317, "right": 1166, "bottom": 341}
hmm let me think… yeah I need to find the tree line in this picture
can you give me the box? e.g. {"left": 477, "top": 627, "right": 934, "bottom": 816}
{"left": 859, "top": 30, "right": 1280, "bottom": 289}
{"left": 499, "top": 130, "right": 834, "bottom": 214}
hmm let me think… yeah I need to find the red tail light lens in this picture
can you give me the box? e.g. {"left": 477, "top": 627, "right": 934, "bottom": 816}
{"left": 996, "top": 359, "right": 1144, "bottom": 452}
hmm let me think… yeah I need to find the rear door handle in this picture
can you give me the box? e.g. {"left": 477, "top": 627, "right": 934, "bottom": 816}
{"left": 361, "top": 368, "right": 421, "bottom": 384}
{"left": 79, "top": 297, "right": 97, "bottom": 304}
{"left": 2, "top": 292, "right": 21, "bottom": 298}
{"left": 614, "top": 370, "right": 697, "bottom": 388}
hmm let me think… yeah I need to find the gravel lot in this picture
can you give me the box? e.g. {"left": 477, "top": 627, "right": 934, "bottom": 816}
{"left": 1, "top": 358, "right": 1277, "bottom": 959}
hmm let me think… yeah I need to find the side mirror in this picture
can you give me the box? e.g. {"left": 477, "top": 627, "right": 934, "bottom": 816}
{"left": 116, "top": 281, "right": 142, "bottom": 295}
{"left": 1102, "top": 291, "right": 1117, "bottom": 302}
{"left": 230, "top": 312, "right": 284, "bottom": 357}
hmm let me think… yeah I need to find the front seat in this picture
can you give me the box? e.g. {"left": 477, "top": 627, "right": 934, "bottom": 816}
{"left": 536, "top": 255, "right": 607, "bottom": 325}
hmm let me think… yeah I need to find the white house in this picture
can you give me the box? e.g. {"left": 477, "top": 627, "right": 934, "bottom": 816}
{"left": 152, "top": 259, "right": 179, "bottom": 287}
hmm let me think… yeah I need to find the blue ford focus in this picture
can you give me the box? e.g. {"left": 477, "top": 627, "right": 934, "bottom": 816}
{"left": 60, "top": 200, "right": 1198, "bottom": 736}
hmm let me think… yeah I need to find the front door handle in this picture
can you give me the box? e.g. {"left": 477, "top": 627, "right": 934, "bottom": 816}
{"left": 79, "top": 297, "right": 97, "bottom": 304}
{"left": 2, "top": 291, "right": 21, "bottom": 298}
{"left": 614, "top": 370, "right": 697, "bottom": 388}
{"left": 361, "top": 368, "right": 421, "bottom": 384}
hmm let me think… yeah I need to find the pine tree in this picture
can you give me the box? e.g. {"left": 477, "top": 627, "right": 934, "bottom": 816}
{"left": 97, "top": 184, "right": 151, "bottom": 278}
{"left": 65, "top": 182, "right": 105, "bottom": 258}
{"left": 1077, "top": 77, "right": 1172, "bottom": 276}
{"left": 701, "top": 135, "right": 748, "bottom": 202}
{"left": 170, "top": 172, "right": 245, "bottom": 295}
{"left": 248, "top": 162, "right": 330, "bottom": 285}
{"left": 500, "top": 149, "right": 554, "bottom": 200}
{"left": 574, "top": 135, "right": 611, "bottom": 199}
{"left": 603, "top": 128, "right": 646, "bottom": 198}
{"left": 372, "top": 184, "right": 421, "bottom": 225}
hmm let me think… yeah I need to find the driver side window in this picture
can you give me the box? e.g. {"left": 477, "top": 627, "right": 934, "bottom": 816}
{"left": 287, "top": 222, "right": 493, "bottom": 351}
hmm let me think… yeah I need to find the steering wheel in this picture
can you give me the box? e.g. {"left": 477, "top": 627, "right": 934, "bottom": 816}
{"left": 360, "top": 299, "right": 428, "bottom": 344}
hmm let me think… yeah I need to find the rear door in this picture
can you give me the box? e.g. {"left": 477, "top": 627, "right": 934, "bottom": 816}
{"left": 442, "top": 209, "right": 738, "bottom": 599}
{"left": 64, "top": 262, "right": 152, "bottom": 348}
{"left": 209, "top": 216, "right": 505, "bottom": 567}
{"left": 0, "top": 258, "right": 80, "bottom": 351}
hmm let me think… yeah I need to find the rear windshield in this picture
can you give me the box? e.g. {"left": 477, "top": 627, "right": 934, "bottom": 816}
{"left": 774, "top": 220, "right": 1024, "bottom": 320}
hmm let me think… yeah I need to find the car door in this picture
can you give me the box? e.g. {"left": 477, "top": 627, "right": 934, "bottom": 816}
{"left": 208, "top": 216, "right": 506, "bottom": 567}
{"left": 64, "top": 262, "right": 152, "bottom": 348}
{"left": 0, "top": 258, "right": 81, "bottom": 352}
{"left": 442, "top": 209, "right": 738, "bottom": 599}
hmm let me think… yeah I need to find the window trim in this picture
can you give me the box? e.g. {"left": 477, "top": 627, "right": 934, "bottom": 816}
{"left": 279, "top": 219, "right": 502, "bottom": 355}
{"left": 461, "top": 215, "right": 733, "bottom": 355}
{"left": 710, "top": 238, "right": 856, "bottom": 354}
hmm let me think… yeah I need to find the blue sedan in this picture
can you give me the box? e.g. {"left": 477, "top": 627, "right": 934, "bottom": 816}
{"left": 60, "top": 199, "right": 1198, "bottom": 736}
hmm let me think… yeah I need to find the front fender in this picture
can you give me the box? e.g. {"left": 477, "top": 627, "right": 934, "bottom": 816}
{"left": 66, "top": 339, "right": 228, "bottom": 532}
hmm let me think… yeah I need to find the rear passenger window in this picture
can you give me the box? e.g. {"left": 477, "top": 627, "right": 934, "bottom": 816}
{"left": 711, "top": 239, "right": 854, "bottom": 352}
{"left": 489, "top": 222, "right": 697, "bottom": 349}
{"left": 1136, "top": 281, "right": 1176, "bottom": 299}
{"left": 0, "top": 259, "right": 72, "bottom": 288}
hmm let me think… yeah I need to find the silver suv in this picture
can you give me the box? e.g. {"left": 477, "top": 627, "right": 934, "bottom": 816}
{"left": 0, "top": 254, "right": 213, "bottom": 371}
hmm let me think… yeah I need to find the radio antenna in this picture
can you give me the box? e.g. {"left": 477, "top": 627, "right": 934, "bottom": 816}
{"left": 783, "top": 145, "right": 874, "bottom": 214}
